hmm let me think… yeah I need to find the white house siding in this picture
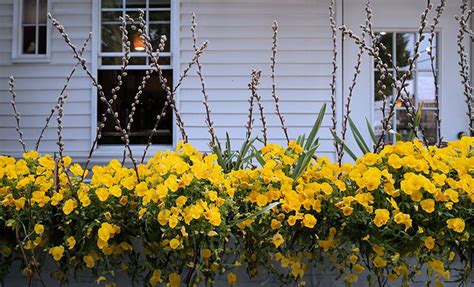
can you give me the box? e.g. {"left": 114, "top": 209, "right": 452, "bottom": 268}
{"left": 0, "top": 0, "right": 93, "bottom": 158}
{"left": 179, "top": 0, "right": 336, "bottom": 158}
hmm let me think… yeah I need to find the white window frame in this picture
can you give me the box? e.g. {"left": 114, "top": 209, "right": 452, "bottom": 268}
{"left": 92, "top": 0, "right": 179, "bottom": 159}
{"left": 12, "top": 0, "right": 51, "bottom": 63}
{"left": 371, "top": 30, "right": 442, "bottom": 144}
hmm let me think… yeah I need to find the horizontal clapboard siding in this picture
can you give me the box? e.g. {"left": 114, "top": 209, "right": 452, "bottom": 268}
{"left": 179, "top": 0, "right": 335, "bottom": 155}
{"left": 0, "top": 0, "right": 93, "bottom": 157}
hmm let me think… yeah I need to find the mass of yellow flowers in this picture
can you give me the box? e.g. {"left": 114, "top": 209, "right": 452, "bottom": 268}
{"left": 0, "top": 137, "right": 472, "bottom": 286}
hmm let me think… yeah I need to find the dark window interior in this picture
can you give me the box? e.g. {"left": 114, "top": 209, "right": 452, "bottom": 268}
{"left": 97, "top": 70, "right": 173, "bottom": 145}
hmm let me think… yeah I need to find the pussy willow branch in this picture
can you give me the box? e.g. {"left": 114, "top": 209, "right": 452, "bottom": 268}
{"left": 363, "top": 3, "right": 424, "bottom": 146}
{"left": 358, "top": 1, "right": 432, "bottom": 151}
{"left": 338, "top": 22, "right": 366, "bottom": 165}
{"left": 363, "top": 1, "right": 390, "bottom": 150}
{"left": 428, "top": 0, "right": 446, "bottom": 146}
{"left": 245, "top": 73, "right": 257, "bottom": 142}
{"left": 8, "top": 77, "right": 27, "bottom": 153}
{"left": 48, "top": 14, "right": 139, "bottom": 179}
{"left": 191, "top": 12, "right": 218, "bottom": 148}
{"left": 35, "top": 33, "right": 92, "bottom": 152}
{"left": 456, "top": 1, "right": 474, "bottom": 135}
{"left": 141, "top": 13, "right": 208, "bottom": 163}
{"left": 366, "top": 1, "right": 430, "bottom": 147}
{"left": 137, "top": 11, "right": 188, "bottom": 145}
{"left": 329, "top": 0, "right": 341, "bottom": 161}
{"left": 270, "top": 20, "right": 289, "bottom": 145}
{"left": 249, "top": 69, "right": 267, "bottom": 145}
{"left": 55, "top": 94, "right": 66, "bottom": 163}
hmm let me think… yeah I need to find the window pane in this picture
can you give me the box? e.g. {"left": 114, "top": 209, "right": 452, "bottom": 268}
{"left": 149, "top": 24, "right": 170, "bottom": 52}
{"left": 376, "top": 32, "right": 393, "bottom": 67}
{"left": 149, "top": 11, "right": 170, "bottom": 22}
{"left": 126, "top": 0, "right": 146, "bottom": 8}
{"left": 97, "top": 70, "right": 173, "bottom": 145}
{"left": 417, "top": 71, "right": 436, "bottom": 103}
{"left": 102, "top": 24, "right": 122, "bottom": 52}
{"left": 420, "top": 109, "right": 438, "bottom": 145}
{"left": 149, "top": 0, "right": 171, "bottom": 8}
{"left": 396, "top": 33, "right": 415, "bottom": 69}
{"left": 23, "top": 26, "right": 36, "bottom": 54}
{"left": 418, "top": 33, "right": 436, "bottom": 70}
{"left": 38, "top": 25, "right": 46, "bottom": 54}
{"left": 102, "top": 0, "right": 122, "bottom": 8}
{"left": 23, "top": 0, "right": 36, "bottom": 25}
{"left": 395, "top": 109, "right": 411, "bottom": 141}
{"left": 102, "top": 11, "right": 121, "bottom": 23}
{"left": 38, "top": 0, "right": 47, "bottom": 24}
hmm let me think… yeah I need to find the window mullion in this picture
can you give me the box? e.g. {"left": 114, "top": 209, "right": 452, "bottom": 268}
{"left": 35, "top": 0, "right": 39, "bottom": 54}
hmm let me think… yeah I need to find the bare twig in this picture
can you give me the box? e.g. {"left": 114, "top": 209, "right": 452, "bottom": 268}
{"left": 48, "top": 13, "right": 139, "bottom": 178}
{"left": 245, "top": 73, "right": 257, "bottom": 142}
{"left": 338, "top": 15, "right": 366, "bottom": 165}
{"left": 249, "top": 70, "right": 267, "bottom": 145}
{"left": 428, "top": 0, "right": 446, "bottom": 146}
{"left": 9, "top": 76, "right": 27, "bottom": 153}
{"left": 191, "top": 12, "right": 218, "bottom": 148}
{"left": 329, "top": 0, "right": 341, "bottom": 162}
{"left": 270, "top": 20, "right": 289, "bottom": 145}
{"left": 456, "top": 1, "right": 474, "bottom": 135}
{"left": 35, "top": 33, "right": 92, "bottom": 151}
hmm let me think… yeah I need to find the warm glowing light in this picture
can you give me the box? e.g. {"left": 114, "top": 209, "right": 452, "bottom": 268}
{"left": 133, "top": 35, "right": 145, "bottom": 51}
{"left": 380, "top": 31, "right": 387, "bottom": 35}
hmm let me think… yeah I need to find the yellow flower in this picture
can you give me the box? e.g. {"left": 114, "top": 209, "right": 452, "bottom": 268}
{"left": 95, "top": 188, "right": 109, "bottom": 202}
{"left": 109, "top": 185, "right": 122, "bottom": 197}
{"left": 446, "top": 218, "right": 465, "bottom": 233}
{"left": 23, "top": 150, "right": 39, "bottom": 161}
{"left": 373, "top": 209, "right": 390, "bottom": 227}
{"left": 165, "top": 175, "right": 179, "bottom": 192}
{"left": 202, "top": 248, "right": 212, "bottom": 259}
{"left": 169, "top": 238, "right": 180, "bottom": 250}
{"left": 135, "top": 182, "right": 148, "bottom": 197}
{"left": 49, "top": 246, "right": 65, "bottom": 261}
{"left": 34, "top": 224, "right": 44, "bottom": 235}
{"left": 353, "top": 264, "right": 365, "bottom": 273}
{"left": 83, "top": 255, "right": 95, "bottom": 268}
{"left": 227, "top": 272, "right": 237, "bottom": 286}
{"left": 424, "top": 236, "right": 435, "bottom": 250}
{"left": 62, "top": 199, "right": 77, "bottom": 215}
{"left": 205, "top": 207, "right": 222, "bottom": 226}
{"left": 394, "top": 212, "right": 412, "bottom": 231}
{"left": 420, "top": 199, "right": 435, "bottom": 213}
{"left": 302, "top": 214, "right": 317, "bottom": 228}
{"left": 272, "top": 233, "right": 284, "bottom": 248}
{"left": 271, "top": 219, "right": 282, "bottom": 230}
{"left": 168, "top": 273, "right": 181, "bottom": 287}
{"left": 175, "top": 195, "right": 187, "bottom": 207}
{"left": 149, "top": 269, "right": 161, "bottom": 286}
{"left": 66, "top": 236, "right": 76, "bottom": 249}
{"left": 373, "top": 256, "right": 387, "bottom": 268}
{"left": 157, "top": 209, "right": 171, "bottom": 226}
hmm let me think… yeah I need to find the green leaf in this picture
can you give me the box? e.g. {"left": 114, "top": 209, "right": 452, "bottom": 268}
{"left": 228, "top": 202, "right": 281, "bottom": 226}
{"left": 304, "top": 103, "right": 326, "bottom": 150}
{"left": 366, "top": 117, "right": 376, "bottom": 144}
{"left": 252, "top": 146, "right": 266, "bottom": 166}
{"left": 348, "top": 117, "right": 370, "bottom": 154}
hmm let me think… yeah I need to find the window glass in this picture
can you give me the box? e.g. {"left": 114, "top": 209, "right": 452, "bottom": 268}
{"left": 373, "top": 32, "right": 439, "bottom": 145}
{"left": 97, "top": 70, "right": 173, "bottom": 145}
{"left": 99, "top": 0, "right": 173, "bottom": 145}
{"left": 21, "top": 0, "right": 48, "bottom": 55}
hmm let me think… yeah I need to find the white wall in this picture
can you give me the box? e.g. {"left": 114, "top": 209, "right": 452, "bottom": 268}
{"left": 179, "top": 0, "right": 336, "bottom": 158}
{"left": 0, "top": 0, "right": 93, "bottom": 158}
